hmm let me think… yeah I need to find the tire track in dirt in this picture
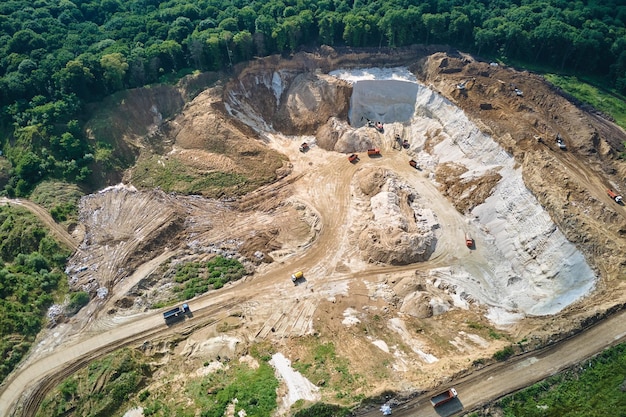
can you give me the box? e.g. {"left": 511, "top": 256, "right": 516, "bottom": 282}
{"left": 1, "top": 296, "right": 246, "bottom": 417}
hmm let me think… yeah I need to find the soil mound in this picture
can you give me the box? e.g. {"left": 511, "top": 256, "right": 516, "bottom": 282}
{"left": 352, "top": 169, "right": 438, "bottom": 265}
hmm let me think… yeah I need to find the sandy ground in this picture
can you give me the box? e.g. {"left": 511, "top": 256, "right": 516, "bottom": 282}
{"left": 3, "top": 49, "right": 626, "bottom": 417}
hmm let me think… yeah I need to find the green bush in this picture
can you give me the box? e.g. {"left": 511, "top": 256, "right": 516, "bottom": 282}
{"left": 67, "top": 291, "right": 90, "bottom": 314}
{"left": 293, "top": 403, "right": 351, "bottom": 417}
{"left": 493, "top": 346, "right": 515, "bottom": 361}
{"left": 173, "top": 256, "right": 246, "bottom": 300}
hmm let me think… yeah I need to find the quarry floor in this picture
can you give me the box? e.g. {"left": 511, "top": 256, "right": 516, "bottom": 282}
{"left": 2, "top": 49, "right": 626, "bottom": 417}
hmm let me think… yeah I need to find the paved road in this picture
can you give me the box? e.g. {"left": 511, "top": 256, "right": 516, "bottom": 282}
{"left": 359, "top": 307, "right": 626, "bottom": 417}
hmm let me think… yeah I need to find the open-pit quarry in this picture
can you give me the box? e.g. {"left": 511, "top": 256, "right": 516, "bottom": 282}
{"left": 2, "top": 48, "right": 626, "bottom": 417}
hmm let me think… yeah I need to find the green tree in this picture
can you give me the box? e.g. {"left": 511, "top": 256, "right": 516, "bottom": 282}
{"left": 8, "top": 29, "right": 46, "bottom": 54}
{"left": 100, "top": 52, "right": 128, "bottom": 92}
{"left": 317, "top": 11, "right": 342, "bottom": 46}
{"left": 232, "top": 30, "right": 253, "bottom": 62}
{"left": 54, "top": 60, "right": 94, "bottom": 98}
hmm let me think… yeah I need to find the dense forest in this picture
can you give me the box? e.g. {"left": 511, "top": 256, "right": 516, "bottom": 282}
{"left": 0, "top": 0, "right": 625, "bottom": 196}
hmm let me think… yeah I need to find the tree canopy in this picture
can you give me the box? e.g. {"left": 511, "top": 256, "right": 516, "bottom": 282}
{"left": 0, "top": 0, "right": 624, "bottom": 195}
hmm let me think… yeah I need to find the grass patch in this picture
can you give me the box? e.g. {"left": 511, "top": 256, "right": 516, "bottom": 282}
{"left": 29, "top": 181, "right": 83, "bottom": 224}
{"left": 172, "top": 256, "right": 247, "bottom": 300}
{"left": 188, "top": 361, "right": 279, "bottom": 417}
{"left": 36, "top": 349, "right": 150, "bottom": 417}
{"left": 493, "top": 345, "right": 515, "bottom": 361}
{"left": 490, "top": 342, "right": 626, "bottom": 417}
{"left": 131, "top": 155, "right": 253, "bottom": 197}
{"left": 544, "top": 74, "right": 626, "bottom": 130}
{"left": 293, "top": 402, "right": 351, "bottom": 417}
{"left": 291, "top": 338, "right": 363, "bottom": 404}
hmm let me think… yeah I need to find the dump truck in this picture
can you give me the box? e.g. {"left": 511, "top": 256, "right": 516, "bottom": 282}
{"left": 409, "top": 159, "right": 419, "bottom": 169}
{"left": 402, "top": 139, "right": 409, "bottom": 149}
{"left": 299, "top": 142, "right": 309, "bottom": 153}
{"left": 348, "top": 153, "right": 359, "bottom": 163}
{"left": 465, "top": 233, "right": 474, "bottom": 248}
{"left": 607, "top": 189, "right": 623, "bottom": 204}
{"left": 291, "top": 270, "right": 304, "bottom": 284}
{"left": 163, "top": 303, "right": 190, "bottom": 321}
{"left": 430, "top": 388, "right": 458, "bottom": 407}
{"left": 368, "top": 148, "right": 381, "bottom": 156}
{"left": 375, "top": 122, "right": 384, "bottom": 132}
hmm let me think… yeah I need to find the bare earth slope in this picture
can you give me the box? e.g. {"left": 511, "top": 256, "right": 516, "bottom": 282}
{"left": 3, "top": 47, "right": 626, "bottom": 417}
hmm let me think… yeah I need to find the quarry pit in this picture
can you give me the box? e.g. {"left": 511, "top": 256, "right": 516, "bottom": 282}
{"left": 4, "top": 48, "right": 626, "bottom": 417}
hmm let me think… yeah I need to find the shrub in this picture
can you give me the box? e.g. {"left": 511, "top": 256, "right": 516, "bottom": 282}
{"left": 493, "top": 346, "right": 515, "bottom": 361}
{"left": 67, "top": 291, "right": 90, "bottom": 314}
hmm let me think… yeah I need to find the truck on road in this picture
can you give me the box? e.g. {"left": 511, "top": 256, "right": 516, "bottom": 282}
{"left": 291, "top": 270, "right": 304, "bottom": 284}
{"left": 430, "top": 388, "right": 458, "bottom": 407}
{"left": 607, "top": 189, "right": 623, "bottom": 204}
{"left": 465, "top": 233, "right": 474, "bottom": 249}
{"left": 163, "top": 303, "right": 190, "bottom": 321}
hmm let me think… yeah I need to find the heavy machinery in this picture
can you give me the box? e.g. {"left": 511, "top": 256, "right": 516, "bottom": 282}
{"left": 430, "top": 388, "right": 458, "bottom": 407}
{"left": 163, "top": 303, "right": 190, "bottom": 322}
{"left": 465, "top": 233, "right": 474, "bottom": 248}
{"left": 299, "top": 142, "right": 309, "bottom": 153}
{"left": 607, "top": 189, "right": 623, "bottom": 204}
{"left": 409, "top": 159, "right": 419, "bottom": 169}
{"left": 368, "top": 148, "right": 381, "bottom": 156}
{"left": 291, "top": 270, "right": 304, "bottom": 284}
{"left": 348, "top": 153, "right": 359, "bottom": 163}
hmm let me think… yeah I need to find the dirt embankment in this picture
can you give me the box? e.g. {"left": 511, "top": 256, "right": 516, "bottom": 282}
{"left": 74, "top": 47, "right": 626, "bottom": 337}
{"left": 416, "top": 53, "right": 626, "bottom": 283}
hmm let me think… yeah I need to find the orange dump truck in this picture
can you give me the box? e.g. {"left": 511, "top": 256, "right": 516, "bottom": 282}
{"left": 430, "top": 388, "right": 458, "bottom": 407}
{"left": 465, "top": 233, "right": 474, "bottom": 248}
{"left": 367, "top": 148, "right": 380, "bottom": 156}
{"left": 348, "top": 153, "right": 359, "bottom": 163}
{"left": 607, "top": 189, "right": 623, "bottom": 204}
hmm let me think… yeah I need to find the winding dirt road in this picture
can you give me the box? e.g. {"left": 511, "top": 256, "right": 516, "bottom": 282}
{"left": 358, "top": 305, "right": 626, "bottom": 417}
{"left": 2, "top": 57, "right": 626, "bottom": 416}
{"left": 1, "top": 135, "right": 624, "bottom": 417}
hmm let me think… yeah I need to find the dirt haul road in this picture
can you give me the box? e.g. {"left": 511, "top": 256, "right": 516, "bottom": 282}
{"left": 3, "top": 48, "right": 626, "bottom": 416}
{"left": 1, "top": 144, "right": 623, "bottom": 417}
{"left": 357, "top": 307, "right": 626, "bottom": 417}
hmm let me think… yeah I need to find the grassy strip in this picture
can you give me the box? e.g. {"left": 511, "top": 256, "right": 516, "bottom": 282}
{"left": 37, "top": 349, "right": 150, "bottom": 417}
{"left": 544, "top": 74, "right": 626, "bottom": 130}
{"left": 469, "top": 342, "right": 626, "bottom": 416}
{"left": 188, "top": 361, "right": 279, "bottom": 417}
{"left": 291, "top": 339, "right": 365, "bottom": 404}
{"left": 0, "top": 205, "right": 71, "bottom": 384}
{"left": 132, "top": 156, "right": 251, "bottom": 197}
